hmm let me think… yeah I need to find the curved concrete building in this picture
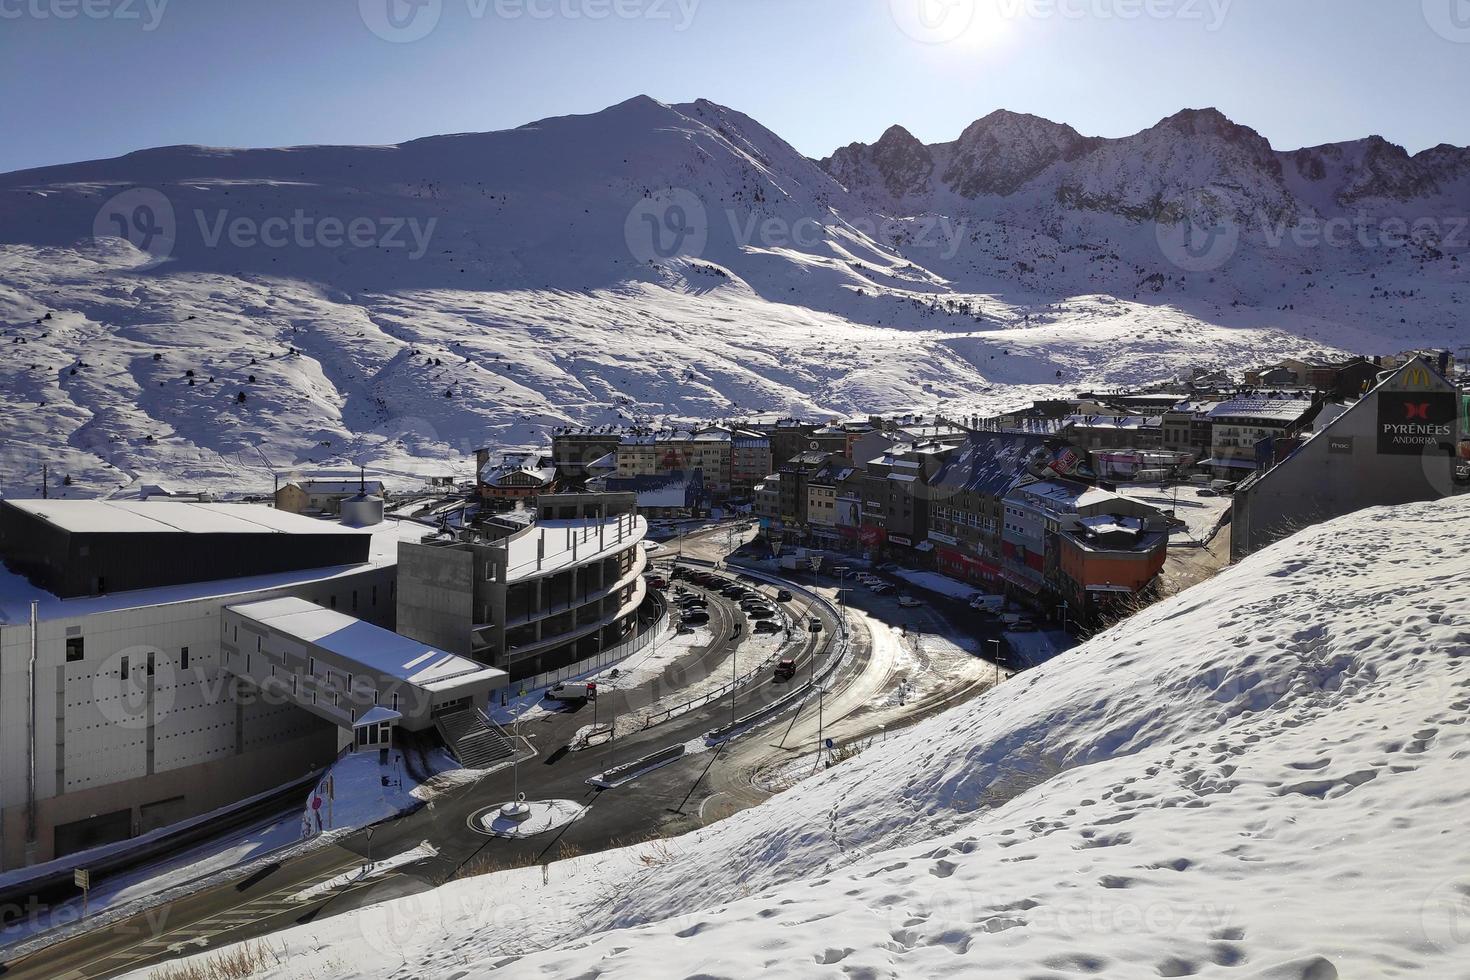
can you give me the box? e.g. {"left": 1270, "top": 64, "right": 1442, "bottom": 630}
{"left": 396, "top": 493, "right": 649, "bottom": 678}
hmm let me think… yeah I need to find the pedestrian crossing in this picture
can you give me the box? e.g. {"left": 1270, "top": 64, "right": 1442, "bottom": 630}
{"left": 72, "top": 865, "right": 374, "bottom": 979}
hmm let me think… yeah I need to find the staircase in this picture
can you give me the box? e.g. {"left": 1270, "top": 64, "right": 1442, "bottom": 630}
{"left": 434, "top": 707, "right": 517, "bottom": 769}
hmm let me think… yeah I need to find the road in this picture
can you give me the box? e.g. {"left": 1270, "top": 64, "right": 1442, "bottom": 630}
{"left": 1, "top": 521, "right": 999, "bottom": 980}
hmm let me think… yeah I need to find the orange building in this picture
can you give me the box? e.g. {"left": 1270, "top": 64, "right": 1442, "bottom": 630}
{"left": 1056, "top": 516, "right": 1167, "bottom": 622}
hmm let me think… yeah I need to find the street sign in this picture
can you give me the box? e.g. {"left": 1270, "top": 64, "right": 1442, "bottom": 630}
{"left": 73, "top": 868, "right": 89, "bottom": 890}
{"left": 824, "top": 738, "right": 833, "bottom": 749}
{"left": 809, "top": 555, "right": 823, "bottom": 571}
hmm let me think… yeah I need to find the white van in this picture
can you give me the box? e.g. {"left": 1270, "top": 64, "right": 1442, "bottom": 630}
{"left": 969, "top": 594, "right": 1004, "bottom": 613}
{"left": 545, "top": 682, "right": 597, "bottom": 702}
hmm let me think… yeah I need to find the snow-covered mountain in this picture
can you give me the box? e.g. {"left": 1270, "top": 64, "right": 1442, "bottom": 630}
{"left": 1, "top": 98, "right": 1465, "bottom": 495}
{"left": 125, "top": 496, "right": 1470, "bottom": 979}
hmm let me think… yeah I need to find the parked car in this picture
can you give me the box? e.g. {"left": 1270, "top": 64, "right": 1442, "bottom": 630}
{"left": 679, "top": 598, "right": 708, "bottom": 609}
{"left": 869, "top": 583, "right": 891, "bottom": 595}
{"left": 646, "top": 575, "right": 668, "bottom": 589}
{"left": 681, "top": 610, "right": 711, "bottom": 625}
{"left": 746, "top": 606, "right": 776, "bottom": 620}
{"left": 754, "top": 619, "right": 782, "bottom": 634}
{"left": 969, "top": 594, "right": 1004, "bottom": 613}
{"left": 808, "top": 619, "right": 823, "bottom": 633}
{"left": 776, "top": 589, "right": 792, "bottom": 602}
{"left": 898, "top": 595, "right": 921, "bottom": 608}
{"left": 1009, "top": 619, "right": 1038, "bottom": 632}
{"left": 545, "top": 682, "right": 596, "bottom": 703}
{"left": 773, "top": 658, "right": 797, "bottom": 681}
{"left": 1198, "top": 487, "right": 1218, "bottom": 497}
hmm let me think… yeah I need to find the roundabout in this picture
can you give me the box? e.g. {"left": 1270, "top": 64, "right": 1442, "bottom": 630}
{"left": 467, "top": 798, "right": 586, "bottom": 839}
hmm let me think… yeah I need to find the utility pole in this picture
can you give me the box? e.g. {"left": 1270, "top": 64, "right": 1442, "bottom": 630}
{"left": 41, "top": 464, "right": 48, "bottom": 500}
{"left": 989, "top": 638, "right": 1001, "bottom": 687}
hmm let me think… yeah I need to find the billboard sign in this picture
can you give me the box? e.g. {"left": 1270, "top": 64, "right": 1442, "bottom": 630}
{"left": 1377, "top": 391, "right": 1457, "bottom": 455}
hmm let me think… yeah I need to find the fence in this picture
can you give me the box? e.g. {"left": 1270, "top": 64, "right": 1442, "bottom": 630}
{"left": 501, "top": 590, "right": 669, "bottom": 699}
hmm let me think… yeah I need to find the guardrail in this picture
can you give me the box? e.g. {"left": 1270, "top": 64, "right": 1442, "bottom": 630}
{"left": 578, "top": 578, "right": 791, "bottom": 747}
{"left": 586, "top": 743, "right": 686, "bottom": 788}
{"left": 702, "top": 562, "right": 851, "bottom": 743}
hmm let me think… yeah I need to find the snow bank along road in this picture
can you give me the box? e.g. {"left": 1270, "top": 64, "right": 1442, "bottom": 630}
{"left": 118, "top": 495, "right": 1470, "bottom": 979}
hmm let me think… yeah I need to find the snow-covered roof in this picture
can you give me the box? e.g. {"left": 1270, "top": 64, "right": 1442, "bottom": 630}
{"left": 1208, "top": 398, "right": 1312, "bottom": 422}
{"left": 286, "top": 480, "right": 385, "bottom": 495}
{"left": 4, "top": 500, "right": 364, "bottom": 537}
{"left": 930, "top": 431, "right": 1050, "bottom": 497}
{"left": 228, "top": 596, "right": 506, "bottom": 691}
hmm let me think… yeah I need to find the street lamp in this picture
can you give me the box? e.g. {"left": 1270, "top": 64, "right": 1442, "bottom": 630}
{"left": 988, "top": 638, "right": 1001, "bottom": 686}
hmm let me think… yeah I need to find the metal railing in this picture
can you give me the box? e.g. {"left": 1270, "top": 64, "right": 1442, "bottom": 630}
{"left": 503, "top": 590, "right": 669, "bottom": 698}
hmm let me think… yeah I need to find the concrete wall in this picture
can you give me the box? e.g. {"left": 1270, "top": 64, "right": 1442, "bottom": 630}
{"left": 396, "top": 543, "right": 475, "bottom": 656}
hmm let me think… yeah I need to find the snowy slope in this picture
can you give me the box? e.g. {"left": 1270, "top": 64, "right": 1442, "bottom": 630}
{"left": 2, "top": 98, "right": 1466, "bottom": 496}
{"left": 135, "top": 496, "right": 1470, "bottom": 979}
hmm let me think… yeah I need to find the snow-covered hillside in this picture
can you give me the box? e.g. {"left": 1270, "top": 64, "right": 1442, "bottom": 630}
{"left": 1, "top": 98, "right": 1465, "bottom": 496}
{"left": 136, "top": 496, "right": 1470, "bottom": 979}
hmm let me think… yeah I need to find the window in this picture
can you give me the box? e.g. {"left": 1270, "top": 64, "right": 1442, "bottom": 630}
{"left": 352, "top": 590, "right": 359, "bottom": 612}
{"left": 65, "top": 637, "right": 84, "bottom": 663}
{"left": 180, "top": 647, "right": 190, "bottom": 670}
{"left": 120, "top": 656, "right": 129, "bottom": 681}
{"left": 330, "top": 595, "right": 337, "bottom": 610}
{"left": 146, "top": 652, "right": 155, "bottom": 677}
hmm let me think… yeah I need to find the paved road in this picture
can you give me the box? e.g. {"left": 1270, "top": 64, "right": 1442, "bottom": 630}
{"left": 0, "top": 556, "right": 833, "bottom": 980}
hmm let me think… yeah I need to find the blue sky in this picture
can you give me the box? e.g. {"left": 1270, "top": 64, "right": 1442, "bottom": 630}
{"left": 3, "top": 0, "right": 1467, "bottom": 174}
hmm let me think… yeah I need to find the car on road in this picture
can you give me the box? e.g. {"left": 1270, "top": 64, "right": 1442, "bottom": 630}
{"left": 646, "top": 575, "right": 668, "bottom": 589}
{"left": 868, "top": 582, "right": 891, "bottom": 595}
{"left": 897, "top": 595, "right": 921, "bottom": 608}
{"left": 808, "top": 619, "right": 823, "bottom": 633}
{"left": 754, "top": 619, "right": 782, "bottom": 634}
{"left": 1009, "top": 619, "right": 1038, "bottom": 632}
{"left": 679, "top": 598, "right": 708, "bottom": 610}
{"left": 773, "top": 658, "right": 797, "bottom": 681}
{"left": 545, "top": 682, "right": 597, "bottom": 703}
{"left": 776, "top": 589, "right": 792, "bottom": 602}
{"left": 1197, "top": 487, "right": 1218, "bottom": 497}
{"left": 681, "top": 610, "right": 711, "bottom": 626}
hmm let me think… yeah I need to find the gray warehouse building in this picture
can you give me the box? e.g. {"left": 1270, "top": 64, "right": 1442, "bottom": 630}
{"left": 1232, "top": 357, "right": 1469, "bottom": 560}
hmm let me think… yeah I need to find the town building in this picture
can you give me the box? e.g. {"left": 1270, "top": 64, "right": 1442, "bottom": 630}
{"left": 1062, "top": 415, "right": 1164, "bottom": 453}
{"left": 275, "top": 478, "right": 386, "bottom": 516}
{"left": 475, "top": 452, "right": 557, "bottom": 501}
{"left": 395, "top": 493, "right": 650, "bottom": 679}
{"left": 0, "top": 501, "right": 493, "bottom": 871}
{"left": 1001, "top": 480, "right": 1166, "bottom": 610}
{"left": 1203, "top": 394, "right": 1319, "bottom": 478}
{"left": 615, "top": 428, "right": 732, "bottom": 499}
{"left": 729, "top": 430, "right": 772, "bottom": 499}
{"left": 550, "top": 426, "right": 627, "bottom": 482}
{"left": 925, "top": 432, "right": 1052, "bottom": 587}
{"left": 1231, "top": 358, "right": 1470, "bottom": 560}
{"left": 1160, "top": 401, "right": 1218, "bottom": 458}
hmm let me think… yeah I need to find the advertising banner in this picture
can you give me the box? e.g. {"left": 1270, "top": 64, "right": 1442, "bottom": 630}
{"left": 1377, "top": 391, "right": 1457, "bottom": 455}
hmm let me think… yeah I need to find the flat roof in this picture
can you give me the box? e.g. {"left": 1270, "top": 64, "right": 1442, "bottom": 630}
{"left": 228, "top": 596, "right": 506, "bottom": 690}
{"left": 0, "top": 519, "right": 421, "bottom": 626}
{"left": 5, "top": 500, "right": 366, "bottom": 537}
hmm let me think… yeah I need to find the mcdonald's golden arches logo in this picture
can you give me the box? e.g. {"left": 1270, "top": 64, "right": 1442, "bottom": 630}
{"left": 1402, "top": 366, "right": 1434, "bottom": 390}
